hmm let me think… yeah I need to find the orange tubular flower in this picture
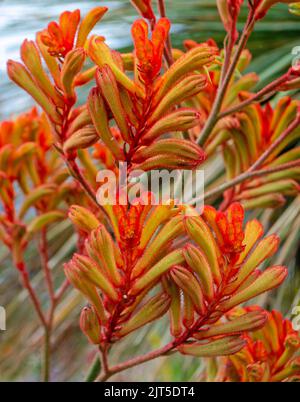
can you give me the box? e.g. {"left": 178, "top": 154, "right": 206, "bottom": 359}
{"left": 204, "top": 203, "right": 244, "bottom": 251}
{"left": 132, "top": 18, "right": 171, "bottom": 84}
{"left": 113, "top": 202, "right": 149, "bottom": 252}
{"left": 39, "top": 7, "right": 108, "bottom": 58}
{"left": 215, "top": 307, "right": 300, "bottom": 382}
{"left": 0, "top": 108, "right": 100, "bottom": 272}
{"left": 87, "top": 17, "right": 210, "bottom": 173}
{"left": 40, "top": 10, "right": 81, "bottom": 58}
{"left": 85, "top": 8, "right": 219, "bottom": 179}
{"left": 7, "top": 7, "right": 109, "bottom": 158}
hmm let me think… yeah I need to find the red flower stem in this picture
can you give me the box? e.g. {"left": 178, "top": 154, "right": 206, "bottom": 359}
{"left": 19, "top": 232, "right": 69, "bottom": 381}
{"left": 247, "top": 114, "right": 300, "bottom": 172}
{"left": 39, "top": 228, "right": 57, "bottom": 382}
{"left": 55, "top": 132, "right": 111, "bottom": 223}
{"left": 65, "top": 158, "right": 99, "bottom": 207}
{"left": 220, "top": 37, "right": 232, "bottom": 81}
{"left": 220, "top": 21, "right": 237, "bottom": 84}
{"left": 96, "top": 309, "right": 217, "bottom": 382}
{"left": 158, "top": 0, "right": 174, "bottom": 66}
{"left": 19, "top": 264, "right": 50, "bottom": 381}
{"left": 54, "top": 279, "right": 69, "bottom": 302}
{"left": 42, "top": 262, "right": 71, "bottom": 382}
{"left": 57, "top": 103, "right": 104, "bottom": 211}
{"left": 202, "top": 160, "right": 300, "bottom": 203}
{"left": 96, "top": 341, "right": 175, "bottom": 382}
{"left": 40, "top": 228, "right": 54, "bottom": 300}
{"left": 198, "top": 14, "right": 255, "bottom": 147}
{"left": 98, "top": 345, "right": 110, "bottom": 380}
{"left": 20, "top": 267, "right": 47, "bottom": 328}
{"left": 218, "top": 74, "right": 289, "bottom": 119}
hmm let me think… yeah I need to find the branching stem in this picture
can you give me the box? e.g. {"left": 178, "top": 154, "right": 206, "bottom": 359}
{"left": 201, "top": 160, "right": 300, "bottom": 203}
{"left": 198, "top": 14, "right": 255, "bottom": 146}
{"left": 218, "top": 74, "right": 288, "bottom": 119}
{"left": 247, "top": 115, "right": 300, "bottom": 172}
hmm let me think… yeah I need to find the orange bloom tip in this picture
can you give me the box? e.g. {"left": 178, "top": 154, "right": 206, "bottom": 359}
{"left": 132, "top": 18, "right": 171, "bottom": 83}
{"left": 76, "top": 7, "right": 108, "bottom": 48}
{"left": 254, "top": 0, "right": 299, "bottom": 20}
{"left": 40, "top": 9, "right": 80, "bottom": 57}
{"left": 217, "top": 0, "right": 243, "bottom": 42}
{"left": 130, "top": 0, "right": 156, "bottom": 22}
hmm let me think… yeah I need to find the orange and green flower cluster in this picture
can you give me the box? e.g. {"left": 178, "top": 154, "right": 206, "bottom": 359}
{"left": 66, "top": 200, "right": 287, "bottom": 356}
{"left": 210, "top": 307, "right": 300, "bottom": 382}
{"left": 209, "top": 97, "right": 300, "bottom": 209}
{"left": 165, "top": 203, "right": 287, "bottom": 355}
{"left": 87, "top": 17, "right": 213, "bottom": 172}
{"left": 0, "top": 109, "right": 69, "bottom": 268}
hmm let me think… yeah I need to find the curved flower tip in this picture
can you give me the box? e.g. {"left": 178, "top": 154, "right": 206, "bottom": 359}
{"left": 40, "top": 7, "right": 108, "bottom": 58}
{"left": 132, "top": 18, "right": 171, "bottom": 84}
{"left": 217, "top": 0, "right": 244, "bottom": 42}
{"left": 76, "top": 7, "right": 108, "bottom": 48}
{"left": 254, "top": 0, "right": 300, "bottom": 20}
{"left": 203, "top": 202, "right": 245, "bottom": 258}
{"left": 40, "top": 9, "right": 80, "bottom": 57}
{"left": 130, "top": 0, "right": 156, "bottom": 22}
